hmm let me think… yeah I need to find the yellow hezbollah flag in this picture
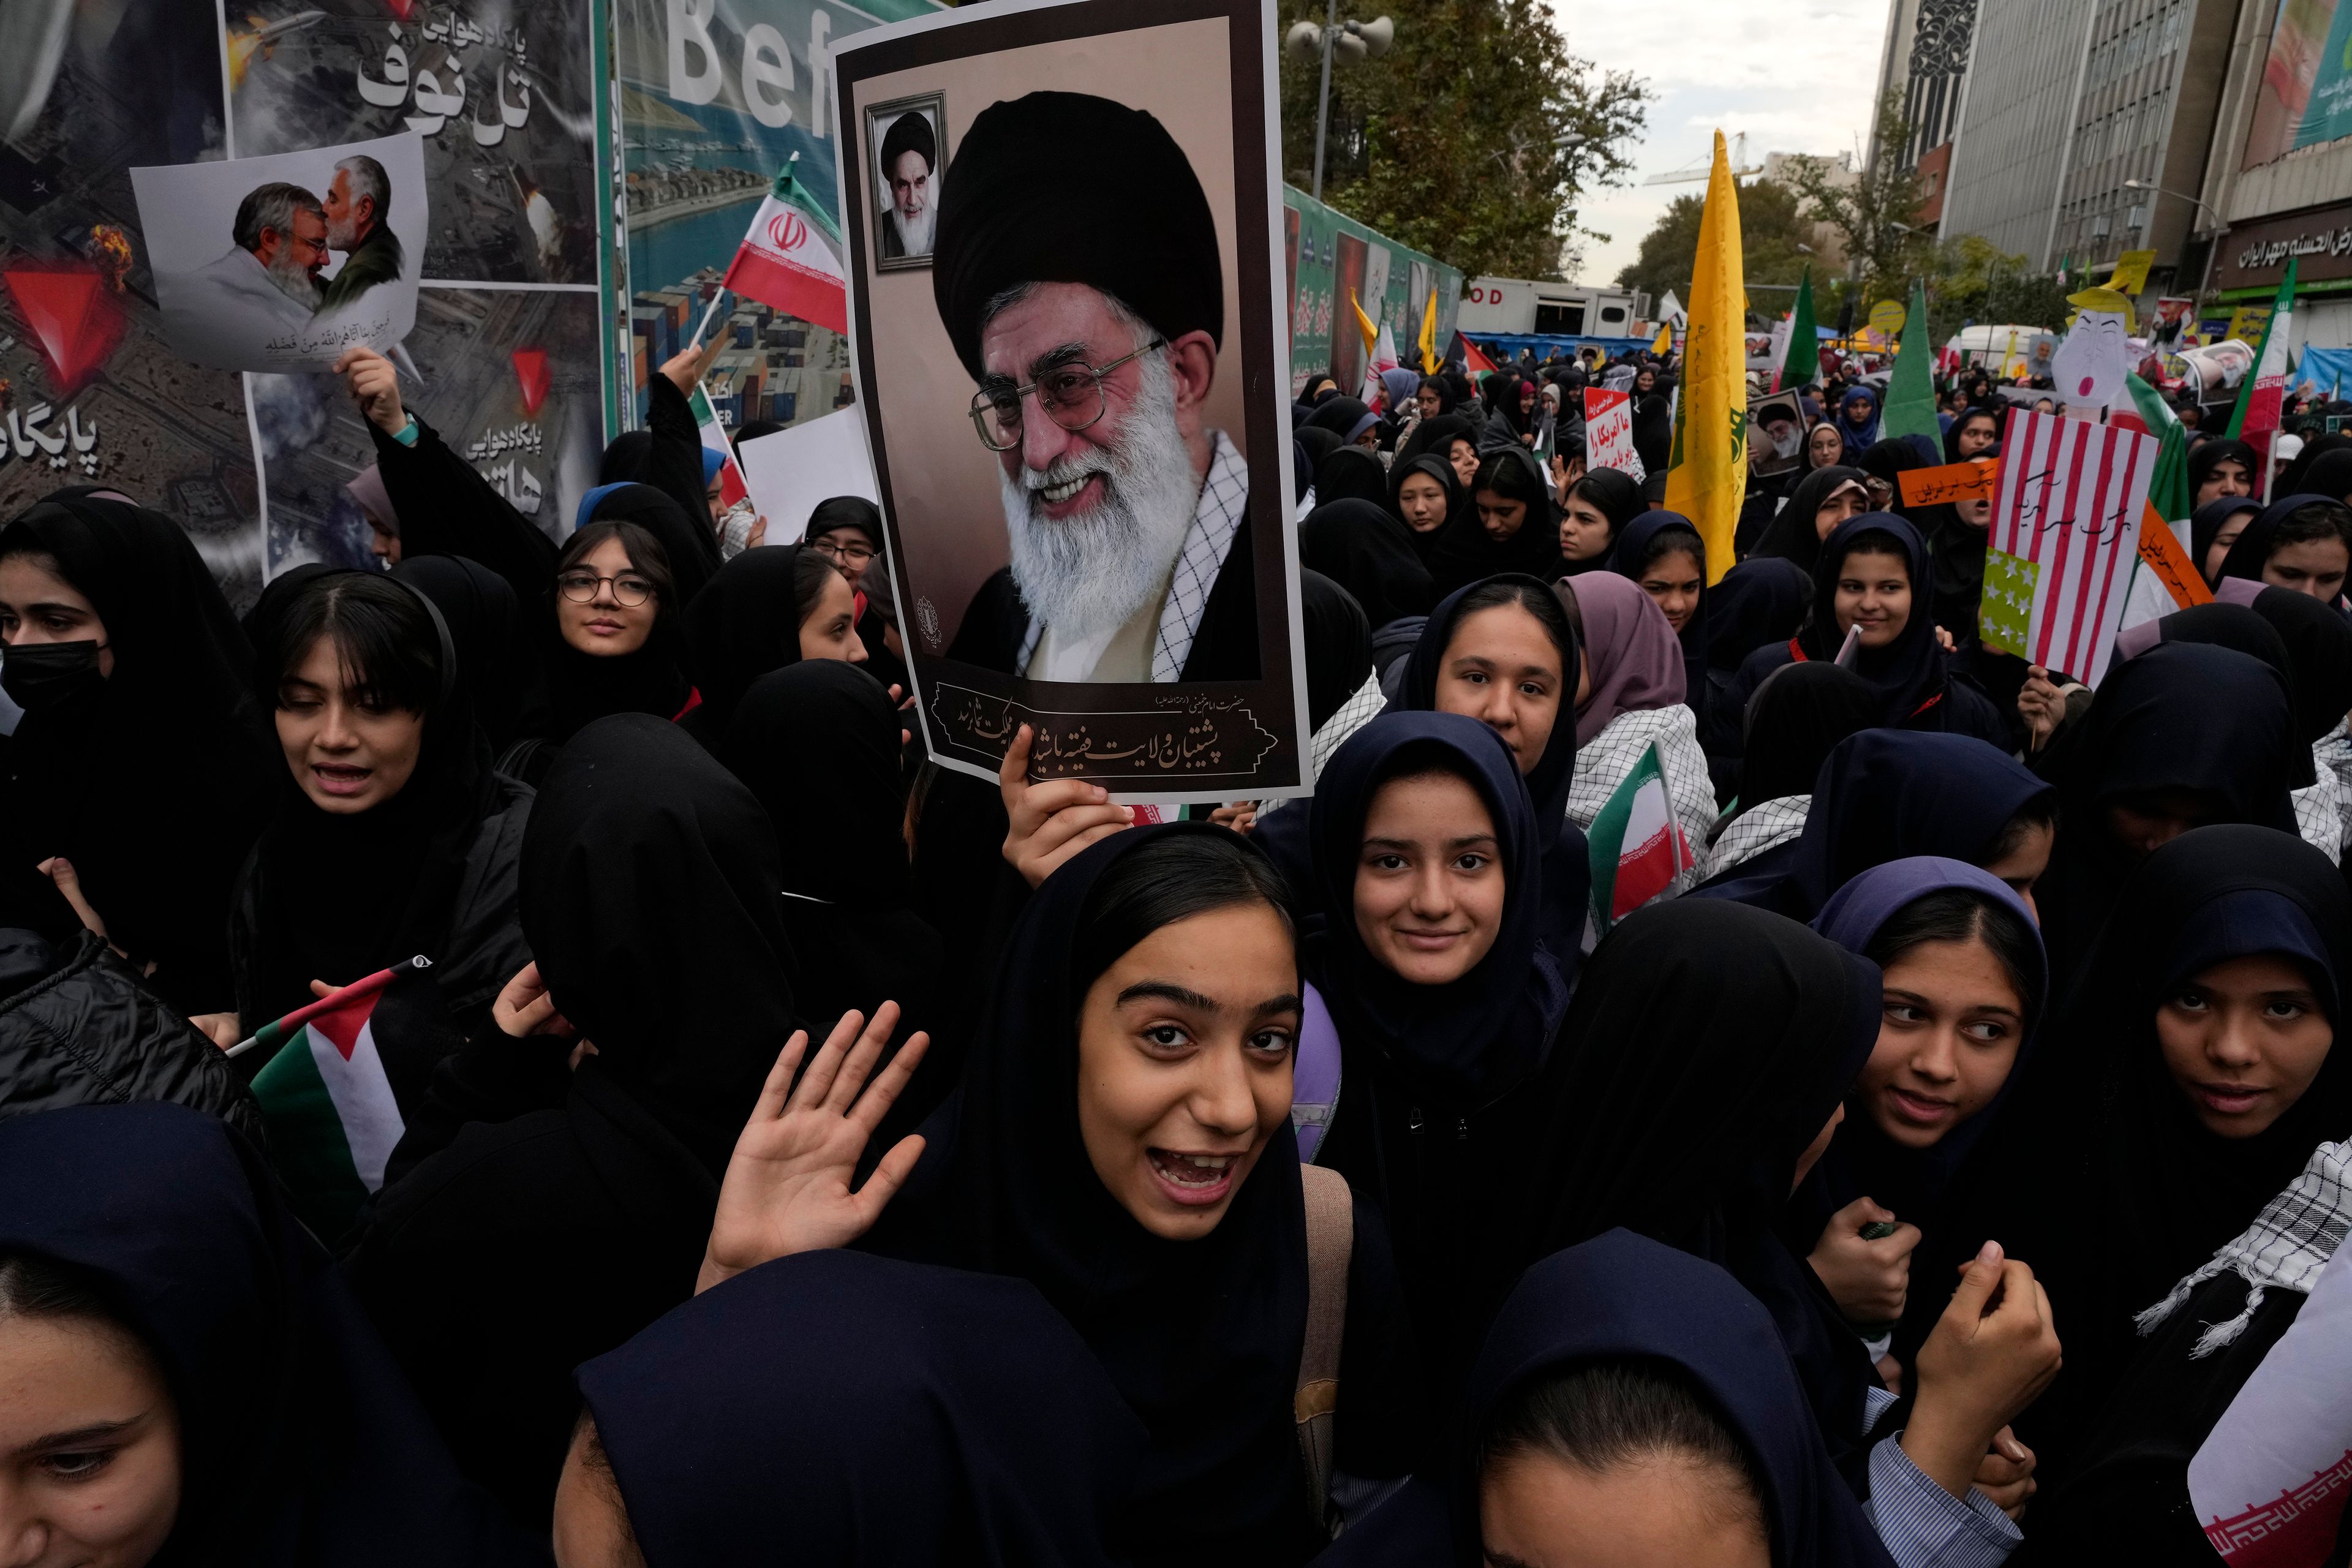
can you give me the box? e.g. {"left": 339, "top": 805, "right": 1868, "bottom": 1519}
{"left": 1351, "top": 291, "right": 1379, "bottom": 361}
{"left": 1662, "top": 130, "right": 1744, "bottom": 586}
{"left": 1419, "top": 290, "right": 1440, "bottom": 374}
{"left": 1652, "top": 319, "right": 1673, "bottom": 355}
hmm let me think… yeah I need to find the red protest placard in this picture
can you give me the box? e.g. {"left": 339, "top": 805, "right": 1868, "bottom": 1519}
{"left": 1585, "top": 386, "right": 1642, "bottom": 480}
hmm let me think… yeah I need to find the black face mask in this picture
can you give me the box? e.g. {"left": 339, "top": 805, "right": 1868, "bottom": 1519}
{"left": 2, "top": 640, "right": 105, "bottom": 714}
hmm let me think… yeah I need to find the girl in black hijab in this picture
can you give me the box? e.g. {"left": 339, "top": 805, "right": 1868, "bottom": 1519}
{"left": 0, "top": 1102, "right": 540, "bottom": 1568}
{"left": 233, "top": 571, "right": 532, "bottom": 1243}
{"left": 700, "top": 824, "right": 1417, "bottom": 1564}
{"left": 1385, "top": 450, "right": 1461, "bottom": 573}
{"left": 1726, "top": 514, "right": 2006, "bottom": 750}
{"left": 677, "top": 545, "right": 871, "bottom": 758}
{"left": 2187, "top": 437, "right": 2260, "bottom": 508}
{"left": 393, "top": 554, "right": 541, "bottom": 756}
{"left": 1294, "top": 424, "right": 1344, "bottom": 486}
{"left": 2276, "top": 432, "right": 2352, "bottom": 496}
{"left": 1707, "top": 660, "right": 1879, "bottom": 871}
{"left": 2212, "top": 492, "right": 2352, "bottom": 608}
{"left": 1611, "top": 510, "right": 1711, "bottom": 728}
{"left": 1305, "top": 394, "right": 1381, "bottom": 450}
{"left": 349, "top": 714, "right": 799, "bottom": 1527}
{"left": 1965, "top": 826, "right": 2352, "bottom": 1488}
{"left": 1315, "top": 445, "right": 1389, "bottom": 507}
{"left": 2034, "top": 642, "right": 2302, "bottom": 985}
{"left": 538, "top": 505, "right": 693, "bottom": 765}
{"left": 1431, "top": 447, "right": 1559, "bottom": 593}
{"left": 1415, "top": 373, "right": 1457, "bottom": 418}
{"left": 1556, "top": 467, "right": 1644, "bottom": 579}
{"left": 727, "top": 660, "right": 939, "bottom": 1057}
{"left": 2191, "top": 494, "right": 2264, "bottom": 587}
{"left": 0, "top": 490, "right": 280, "bottom": 1016}
{"left": 1753, "top": 465, "right": 1872, "bottom": 573}
{"left": 1395, "top": 412, "right": 1482, "bottom": 496}
{"left": 1631, "top": 393, "right": 1673, "bottom": 475}
{"left": 1303, "top": 714, "right": 1577, "bottom": 1402}
{"left": 1484, "top": 901, "right": 2060, "bottom": 1513}
{"left": 1694, "top": 729, "right": 2056, "bottom": 922}
{"left": 565, "top": 1250, "right": 1144, "bottom": 1567}
{"left": 1480, "top": 373, "right": 1527, "bottom": 450}
{"left": 1943, "top": 406, "right": 2001, "bottom": 464}
{"left": 1300, "top": 499, "right": 1436, "bottom": 633}
{"left": 1706, "top": 555, "right": 1814, "bottom": 684}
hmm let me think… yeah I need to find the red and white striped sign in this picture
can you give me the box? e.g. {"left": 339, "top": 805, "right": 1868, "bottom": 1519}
{"left": 1988, "top": 409, "right": 2158, "bottom": 688}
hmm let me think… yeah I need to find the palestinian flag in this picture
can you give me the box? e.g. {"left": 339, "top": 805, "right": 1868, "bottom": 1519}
{"left": 718, "top": 154, "right": 846, "bottom": 335}
{"left": 1450, "top": 331, "right": 1495, "bottom": 375}
{"left": 1587, "top": 742, "right": 1693, "bottom": 933}
{"left": 689, "top": 383, "right": 751, "bottom": 511}
{"left": 243, "top": 957, "right": 428, "bottom": 1238}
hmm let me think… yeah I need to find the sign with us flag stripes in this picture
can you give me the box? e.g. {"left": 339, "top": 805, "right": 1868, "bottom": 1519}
{"left": 1983, "top": 409, "right": 2158, "bottom": 688}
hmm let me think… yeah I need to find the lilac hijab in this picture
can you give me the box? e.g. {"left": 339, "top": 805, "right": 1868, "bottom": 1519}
{"left": 1561, "top": 569, "right": 1686, "bottom": 745}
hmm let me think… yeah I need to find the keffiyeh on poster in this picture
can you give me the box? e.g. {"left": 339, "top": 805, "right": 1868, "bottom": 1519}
{"left": 833, "top": 0, "right": 1307, "bottom": 801}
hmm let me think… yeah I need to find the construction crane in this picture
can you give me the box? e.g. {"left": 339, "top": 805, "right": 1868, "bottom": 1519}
{"left": 1642, "top": 131, "right": 1763, "bottom": 186}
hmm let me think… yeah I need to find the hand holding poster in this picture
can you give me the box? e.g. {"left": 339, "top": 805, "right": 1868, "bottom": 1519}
{"left": 833, "top": 0, "right": 1307, "bottom": 801}
{"left": 1978, "top": 408, "right": 2157, "bottom": 687}
{"left": 132, "top": 132, "right": 426, "bottom": 374}
{"left": 1585, "top": 386, "right": 1644, "bottom": 481}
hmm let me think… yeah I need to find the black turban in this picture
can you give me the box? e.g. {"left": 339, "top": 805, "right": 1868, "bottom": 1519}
{"left": 878, "top": 110, "right": 936, "bottom": 175}
{"left": 933, "top": 91, "right": 1222, "bottom": 383}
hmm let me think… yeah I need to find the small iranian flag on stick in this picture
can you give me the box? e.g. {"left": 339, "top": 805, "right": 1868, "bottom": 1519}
{"left": 1587, "top": 742, "right": 1694, "bottom": 935}
{"left": 241, "top": 957, "right": 429, "bottom": 1227}
{"left": 688, "top": 383, "right": 751, "bottom": 511}
{"left": 718, "top": 153, "right": 847, "bottom": 336}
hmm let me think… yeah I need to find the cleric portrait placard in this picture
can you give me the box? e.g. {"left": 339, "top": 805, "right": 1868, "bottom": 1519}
{"left": 831, "top": 0, "right": 1306, "bottom": 802}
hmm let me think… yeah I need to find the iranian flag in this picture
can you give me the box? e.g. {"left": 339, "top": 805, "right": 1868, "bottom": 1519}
{"left": 1586, "top": 742, "right": 1693, "bottom": 933}
{"left": 2226, "top": 255, "right": 2299, "bottom": 499}
{"left": 689, "top": 383, "right": 751, "bottom": 511}
{"left": 242, "top": 958, "right": 428, "bottom": 1229}
{"left": 718, "top": 154, "right": 846, "bottom": 336}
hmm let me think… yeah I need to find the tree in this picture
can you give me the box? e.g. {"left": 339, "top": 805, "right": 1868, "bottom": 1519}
{"left": 1613, "top": 177, "right": 1819, "bottom": 307}
{"left": 1789, "top": 97, "right": 1932, "bottom": 309}
{"left": 1278, "top": 0, "right": 1650, "bottom": 280}
{"left": 1915, "top": 233, "right": 2076, "bottom": 346}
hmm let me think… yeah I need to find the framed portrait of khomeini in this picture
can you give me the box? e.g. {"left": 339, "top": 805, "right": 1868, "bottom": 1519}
{"left": 866, "top": 92, "right": 947, "bottom": 273}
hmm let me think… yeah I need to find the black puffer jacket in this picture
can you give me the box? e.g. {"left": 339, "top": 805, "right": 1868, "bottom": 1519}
{"left": 0, "top": 929, "right": 262, "bottom": 1143}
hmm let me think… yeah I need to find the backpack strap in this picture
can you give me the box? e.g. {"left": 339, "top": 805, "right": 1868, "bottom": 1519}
{"left": 1295, "top": 1161, "right": 1354, "bottom": 1536}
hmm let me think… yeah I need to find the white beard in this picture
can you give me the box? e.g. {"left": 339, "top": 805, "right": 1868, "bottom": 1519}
{"left": 889, "top": 199, "right": 935, "bottom": 255}
{"left": 265, "top": 246, "right": 321, "bottom": 309}
{"left": 998, "top": 350, "right": 1200, "bottom": 642}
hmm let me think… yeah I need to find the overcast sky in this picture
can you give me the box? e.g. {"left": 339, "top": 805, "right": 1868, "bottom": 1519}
{"left": 1554, "top": 0, "right": 1888, "bottom": 289}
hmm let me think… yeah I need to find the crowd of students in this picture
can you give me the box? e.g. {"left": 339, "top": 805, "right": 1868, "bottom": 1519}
{"left": 1, "top": 324, "right": 2350, "bottom": 1567}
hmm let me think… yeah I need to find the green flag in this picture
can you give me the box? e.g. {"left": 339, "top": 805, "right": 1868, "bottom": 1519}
{"left": 1880, "top": 278, "right": 1939, "bottom": 445}
{"left": 1778, "top": 266, "right": 1818, "bottom": 391}
{"left": 2127, "top": 372, "right": 2191, "bottom": 522}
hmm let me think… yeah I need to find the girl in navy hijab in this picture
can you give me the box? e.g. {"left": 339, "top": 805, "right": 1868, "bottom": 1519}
{"left": 1303, "top": 713, "right": 1577, "bottom": 1399}
{"left": 1799, "top": 859, "right": 2048, "bottom": 1389}
{"left": 0, "top": 1102, "right": 537, "bottom": 1567}
{"left": 1835, "top": 385, "right": 1883, "bottom": 463}
{"left": 1461, "top": 1232, "right": 1901, "bottom": 1568}
{"left": 562, "top": 1250, "right": 1144, "bottom": 1566}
